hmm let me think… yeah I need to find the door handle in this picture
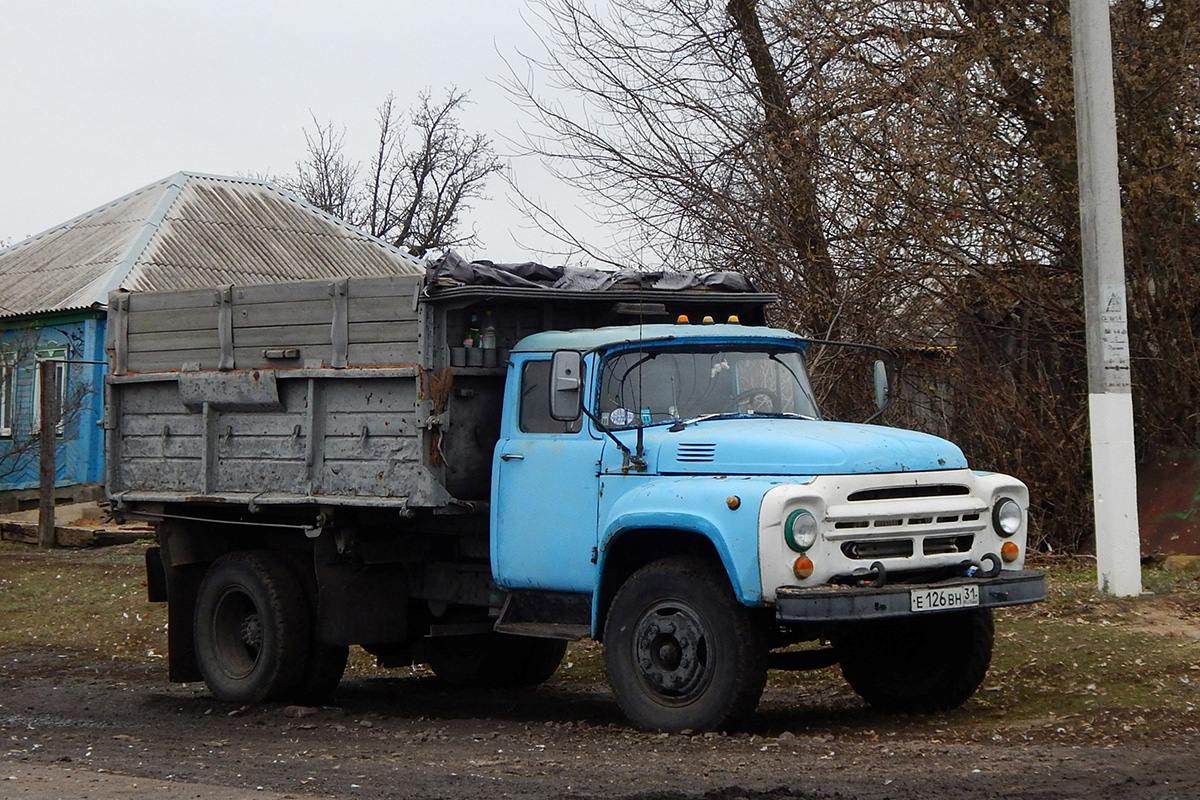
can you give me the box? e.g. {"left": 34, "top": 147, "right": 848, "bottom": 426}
{"left": 500, "top": 452, "right": 525, "bottom": 461}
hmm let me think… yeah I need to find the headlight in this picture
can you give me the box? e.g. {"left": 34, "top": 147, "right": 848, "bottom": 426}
{"left": 784, "top": 509, "right": 818, "bottom": 552}
{"left": 992, "top": 498, "right": 1022, "bottom": 537}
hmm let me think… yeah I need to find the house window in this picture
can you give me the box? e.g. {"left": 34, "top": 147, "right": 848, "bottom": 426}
{"left": 0, "top": 356, "right": 14, "bottom": 437}
{"left": 33, "top": 346, "right": 68, "bottom": 437}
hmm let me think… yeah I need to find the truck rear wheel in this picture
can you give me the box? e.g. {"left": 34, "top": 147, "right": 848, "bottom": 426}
{"left": 194, "top": 551, "right": 311, "bottom": 704}
{"left": 297, "top": 643, "right": 349, "bottom": 704}
{"left": 279, "top": 551, "right": 349, "bottom": 705}
{"left": 837, "top": 608, "right": 994, "bottom": 713}
{"left": 427, "top": 633, "right": 567, "bottom": 688}
{"left": 603, "top": 557, "right": 766, "bottom": 732}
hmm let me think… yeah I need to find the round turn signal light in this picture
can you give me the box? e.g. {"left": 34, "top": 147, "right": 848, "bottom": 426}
{"left": 793, "top": 556, "right": 814, "bottom": 579}
{"left": 1000, "top": 541, "right": 1020, "bottom": 563}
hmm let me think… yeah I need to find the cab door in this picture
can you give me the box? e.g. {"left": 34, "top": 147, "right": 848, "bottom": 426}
{"left": 491, "top": 357, "right": 601, "bottom": 591}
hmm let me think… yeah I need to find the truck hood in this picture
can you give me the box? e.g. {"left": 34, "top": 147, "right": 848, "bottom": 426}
{"left": 614, "top": 418, "right": 967, "bottom": 476}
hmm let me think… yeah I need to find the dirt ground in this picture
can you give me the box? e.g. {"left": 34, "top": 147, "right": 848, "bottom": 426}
{"left": 1, "top": 635, "right": 1198, "bottom": 800}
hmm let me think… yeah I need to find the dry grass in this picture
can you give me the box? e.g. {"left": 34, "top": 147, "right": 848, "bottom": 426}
{"left": 0, "top": 541, "right": 167, "bottom": 661}
{"left": 2, "top": 543, "right": 1198, "bottom": 739}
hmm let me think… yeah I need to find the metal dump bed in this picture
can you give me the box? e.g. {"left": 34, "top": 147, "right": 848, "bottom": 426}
{"left": 104, "top": 265, "right": 774, "bottom": 512}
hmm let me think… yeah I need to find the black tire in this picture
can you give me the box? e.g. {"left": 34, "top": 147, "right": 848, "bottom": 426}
{"left": 297, "top": 643, "right": 349, "bottom": 704}
{"left": 602, "top": 557, "right": 766, "bottom": 732}
{"left": 427, "top": 633, "right": 568, "bottom": 689}
{"left": 837, "top": 608, "right": 994, "bottom": 714}
{"left": 193, "top": 551, "right": 311, "bottom": 704}
{"left": 279, "top": 551, "right": 348, "bottom": 705}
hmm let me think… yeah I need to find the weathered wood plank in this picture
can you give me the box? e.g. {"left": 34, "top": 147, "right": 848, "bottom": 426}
{"left": 348, "top": 296, "right": 420, "bottom": 324}
{"left": 346, "top": 275, "right": 422, "bottom": 301}
{"left": 128, "top": 287, "right": 223, "bottom": 313}
{"left": 127, "top": 306, "right": 221, "bottom": 335}
{"left": 212, "top": 459, "right": 308, "bottom": 495}
{"left": 233, "top": 299, "right": 333, "bottom": 329}
{"left": 212, "top": 413, "right": 307, "bottom": 437}
{"left": 127, "top": 329, "right": 222, "bottom": 353}
{"left": 234, "top": 281, "right": 334, "bottom": 306}
{"left": 117, "top": 383, "right": 189, "bottom": 415}
{"left": 231, "top": 345, "right": 334, "bottom": 369}
{"left": 323, "top": 381, "right": 417, "bottom": 412}
{"left": 323, "top": 436, "right": 421, "bottom": 461}
{"left": 321, "top": 458, "right": 425, "bottom": 497}
{"left": 119, "top": 435, "right": 204, "bottom": 460}
{"left": 216, "top": 435, "right": 309, "bottom": 461}
{"left": 125, "top": 350, "right": 224, "bottom": 373}
{"left": 117, "top": 413, "right": 202, "bottom": 437}
{"left": 232, "top": 324, "right": 333, "bottom": 348}
{"left": 347, "top": 320, "right": 419, "bottom": 345}
{"left": 324, "top": 415, "right": 415, "bottom": 437}
{"left": 346, "top": 342, "right": 421, "bottom": 366}
{"left": 0, "top": 522, "right": 144, "bottom": 548}
{"left": 118, "top": 459, "right": 203, "bottom": 491}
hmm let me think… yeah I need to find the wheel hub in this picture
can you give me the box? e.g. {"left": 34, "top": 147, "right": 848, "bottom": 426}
{"left": 634, "top": 603, "right": 710, "bottom": 702}
{"left": 211, "top": 587, "right": 264, "bottom": 679}
{"left": 239, "top": 614, "right": 263, "bottom": 650}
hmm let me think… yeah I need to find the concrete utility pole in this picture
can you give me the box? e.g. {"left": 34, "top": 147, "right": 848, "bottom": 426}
{"left": 1070, "top": 0, "right": 1141, "bottom": 596}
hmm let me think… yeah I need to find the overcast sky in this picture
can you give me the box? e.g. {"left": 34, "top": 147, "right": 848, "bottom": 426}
{"left": 0, "top": 0, "right": 599, "bottom": 262}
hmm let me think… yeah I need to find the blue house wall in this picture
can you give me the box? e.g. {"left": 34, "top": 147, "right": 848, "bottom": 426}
{"left": 0, "top": 310, "right": 107, "bottom": 495}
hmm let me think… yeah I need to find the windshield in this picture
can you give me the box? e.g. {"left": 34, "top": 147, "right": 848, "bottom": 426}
{"left": 597, "top": 345, "right": 820, "bottom": 428}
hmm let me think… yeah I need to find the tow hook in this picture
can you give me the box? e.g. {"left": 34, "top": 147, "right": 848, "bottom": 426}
{"left": 962, "top": 552, "right": 1002, "bottom": 578}
{"left": 978, "top": 552, "right": 1002, "bottom": 577}
{"left": 851, "top": 561, "right": 888, "bottom": 587}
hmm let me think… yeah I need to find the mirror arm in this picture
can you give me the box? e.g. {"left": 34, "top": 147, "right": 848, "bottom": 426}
{"left": 802, "top": 337, "right": 895, "bottom": 424}
{"left": 580, "top": 405, "right": 646, "bottom": 472}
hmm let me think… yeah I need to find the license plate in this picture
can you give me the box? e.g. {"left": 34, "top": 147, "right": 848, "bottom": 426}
{"left": 910, "top": 584, "right": 980, "bottom": 613}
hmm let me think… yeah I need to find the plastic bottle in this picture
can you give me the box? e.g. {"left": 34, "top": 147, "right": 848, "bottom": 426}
{"left": 465, "top": 313, "right": 481, "bottom": 347}
{"left": 481, "top": 311, "right": 497, "bottom": 350}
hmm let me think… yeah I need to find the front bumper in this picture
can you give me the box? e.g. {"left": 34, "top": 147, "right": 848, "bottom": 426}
{"left": 774, "top": 569, "right": 1045, "bottom": 623}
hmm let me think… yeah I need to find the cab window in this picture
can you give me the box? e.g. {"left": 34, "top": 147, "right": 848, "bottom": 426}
{"left": 519, "top": 360, "right": 582, "bottom": 434}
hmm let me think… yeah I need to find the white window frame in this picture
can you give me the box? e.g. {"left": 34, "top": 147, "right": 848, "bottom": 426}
{"left": 0, "top": 354, "right": 14, "bottom": 437}
{"left": 33, "top": 346, "right": 68, "bottom": 437}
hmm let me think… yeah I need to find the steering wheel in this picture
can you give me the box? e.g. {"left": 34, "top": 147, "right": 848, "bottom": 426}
{"left": 732, "top": 388, "right": 780, "bottom": 414}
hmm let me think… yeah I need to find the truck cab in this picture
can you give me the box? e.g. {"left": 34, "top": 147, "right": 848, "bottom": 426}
{"left": 491, "top": 322, "right": 1042, "bottom": 730}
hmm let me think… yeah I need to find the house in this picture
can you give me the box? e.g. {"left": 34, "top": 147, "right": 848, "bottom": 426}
{"left": 0, "top": 172, "right": 423, "bottom": 511}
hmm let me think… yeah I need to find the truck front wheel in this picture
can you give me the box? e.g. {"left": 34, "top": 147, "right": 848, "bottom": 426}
{"left": 837, "top": 608, "right": 994, "bottom": 713}
{"left": 603, "top": 557, "right": 766, "bottom": 732}
{"left": 193, "top": 551, "right": 311, "bottom": 704}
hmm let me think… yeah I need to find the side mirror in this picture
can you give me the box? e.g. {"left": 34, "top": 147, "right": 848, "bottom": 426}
{"left": 873, "top": 359, "right": 890, "bottom": 413}
{"left": 549, "top": 350, "right": 583, "bottom": 421}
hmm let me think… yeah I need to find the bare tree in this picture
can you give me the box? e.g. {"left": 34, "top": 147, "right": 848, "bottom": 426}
{"left": 285, "top": 90, "right": 503, "bottom": 255}
{"left": 0, "top": 330, "right": 96, "bottom": 486}
{"left": 513, "top": 0, "right": 1200, "bottom": 552}
{"left": 291, "top": 120, "right": 359, "bottom": 226}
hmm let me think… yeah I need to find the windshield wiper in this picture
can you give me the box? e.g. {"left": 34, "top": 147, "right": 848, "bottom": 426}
{"left": 668, "top": 411, "right": 817, "bottom": 431}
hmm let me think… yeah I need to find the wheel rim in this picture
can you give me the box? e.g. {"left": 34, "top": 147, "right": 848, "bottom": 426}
{"left": 211, "top": 586, "right": 263, "bottom": 680}
{"left": 632, "top": 600, "right": 713, "bottom": 706}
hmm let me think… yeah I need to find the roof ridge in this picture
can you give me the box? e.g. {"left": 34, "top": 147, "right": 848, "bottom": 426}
{"left": 90, "top": 173, "right": 189, "bottom": 305}
{"left": 0, "top": 171, "right": 425, "bottom": 319}
{"left": 0, "top": 173, "right": 179, "bottom": 256}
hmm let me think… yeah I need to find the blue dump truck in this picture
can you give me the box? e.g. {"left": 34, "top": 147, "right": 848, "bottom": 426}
{"left": 107, "top": 260, "right": 1043, "bottom": 732}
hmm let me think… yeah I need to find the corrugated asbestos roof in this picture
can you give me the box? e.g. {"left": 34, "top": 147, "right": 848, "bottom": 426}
{"left": 0, "top": 172, "right": 424, "bottom": 319}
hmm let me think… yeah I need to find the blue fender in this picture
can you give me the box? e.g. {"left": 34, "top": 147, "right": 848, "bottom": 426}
{"left": 594, "top": 477, "right": 779, "bottom": 624}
